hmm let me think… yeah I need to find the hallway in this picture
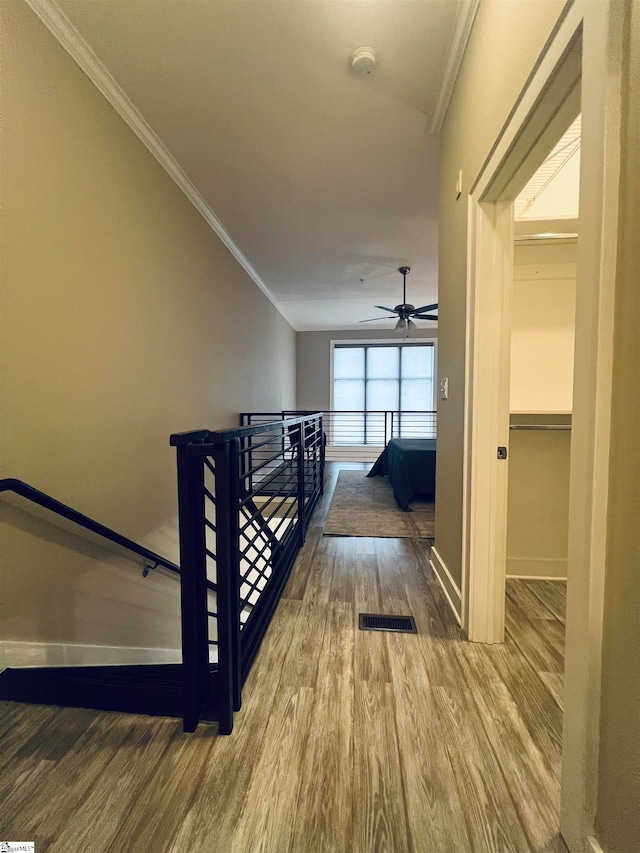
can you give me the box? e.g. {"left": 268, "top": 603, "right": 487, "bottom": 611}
{"left": 0, "top": 463, "right": 567, "bottom": 852}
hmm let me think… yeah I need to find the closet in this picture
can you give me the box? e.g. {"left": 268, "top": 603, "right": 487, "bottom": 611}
{"left": 506, "top": 237, "right": 576, "bottom": 582}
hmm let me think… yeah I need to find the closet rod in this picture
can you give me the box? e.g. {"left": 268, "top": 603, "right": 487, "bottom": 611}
{"left": 509, "top": 424, "right": 571, "bottom": 430}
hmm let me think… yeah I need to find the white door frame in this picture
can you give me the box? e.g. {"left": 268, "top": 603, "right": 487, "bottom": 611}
{"left": 461, "top": 1, "right": 624, "bottom": 849}
{"left": 462, "top": 199, "right": 514, "bottom": 642}
{"left": 463, "top": 12, "right": 584, "bottom": 644}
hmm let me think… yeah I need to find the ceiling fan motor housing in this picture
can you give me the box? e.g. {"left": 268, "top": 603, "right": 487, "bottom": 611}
{"left": 395, "top": 303, "right": 415, "bottom": 316}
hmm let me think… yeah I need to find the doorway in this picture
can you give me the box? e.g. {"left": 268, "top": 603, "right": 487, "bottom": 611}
{"left": 503, "top": 119, "right": 580, "bottom": 730}
{"left": 461, "top": 6, "right": 624, "bottom": 850}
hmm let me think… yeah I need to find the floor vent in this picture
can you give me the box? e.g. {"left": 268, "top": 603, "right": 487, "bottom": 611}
{"left": 358, "top": 613, "right": 417, "bottom": 633}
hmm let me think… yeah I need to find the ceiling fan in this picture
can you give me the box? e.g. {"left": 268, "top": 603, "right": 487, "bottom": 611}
{"left": 360, "top": 266, "right": 438, "bottom": 331}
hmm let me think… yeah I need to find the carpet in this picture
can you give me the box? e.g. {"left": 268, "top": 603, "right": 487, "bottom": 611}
{"left": 324, "top": 470, "right": 435, "bottom": 539}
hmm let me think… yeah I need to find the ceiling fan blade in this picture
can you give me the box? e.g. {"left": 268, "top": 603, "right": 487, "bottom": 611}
{"left": 413, "top": 314, "right": 439, "bottom": 321}
{"left": 374, "top": 305, "right": 398, "bottom": 313}
{"left": 410, "top": 303, "right": 438, "bottom": 314}
{"left": 359, "top": 316, "right": 396, "bottom": 323}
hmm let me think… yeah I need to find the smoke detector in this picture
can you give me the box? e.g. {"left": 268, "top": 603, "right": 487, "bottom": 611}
{"left": 350, "top": 46, "right": 376, "bottom": 78}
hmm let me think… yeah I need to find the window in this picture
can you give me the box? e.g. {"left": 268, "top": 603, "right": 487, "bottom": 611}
{"left": 331, "top": 342, "right": 436, "bottom": 443}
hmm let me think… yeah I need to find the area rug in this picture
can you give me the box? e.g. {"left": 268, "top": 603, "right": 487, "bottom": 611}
{"left": 324, "top": 470, "right": 435, "bottom": 539}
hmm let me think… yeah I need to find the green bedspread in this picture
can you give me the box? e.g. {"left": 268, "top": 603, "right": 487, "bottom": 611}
{"left": 367, "top": 438, "right": 437, "bottom": 511}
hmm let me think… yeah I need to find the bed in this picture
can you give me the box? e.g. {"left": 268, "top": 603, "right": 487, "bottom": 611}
{"left": 367, "top": 438, "right": 436, "bottom": 511}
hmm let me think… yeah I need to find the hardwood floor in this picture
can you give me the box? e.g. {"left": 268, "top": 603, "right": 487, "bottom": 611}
{"left": 0, "top": 463, "right": 568, "bottom": 852}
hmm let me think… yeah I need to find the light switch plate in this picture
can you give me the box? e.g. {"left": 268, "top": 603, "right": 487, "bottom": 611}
{"left": 440, "top": 377, "right": 449, "bottom": 400}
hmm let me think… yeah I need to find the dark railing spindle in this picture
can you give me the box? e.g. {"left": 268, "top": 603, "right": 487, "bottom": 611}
{"left": 175, "top": 443, "right": 209, "bottom": 733}
{"left": 228, "top": 438, "right": 242, "bottom": 713}
{"left": 172, "top": 413, "right": 323, "bottom": 735}
{"left": 319, "top": 419, "right": 326, "bottom": 495}
{"left": 296, "top": 428, "right": 306, "bottom": 547}
{"left": 212, "top": 441, "right": 235, "bottom": 735}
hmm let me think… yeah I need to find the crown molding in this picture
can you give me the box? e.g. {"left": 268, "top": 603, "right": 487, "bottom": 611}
{"left": 23, "top": 0, "right": 292, "bottom": 325}
{"left": 429, "top": 0, "right": 481, "bottom": 135}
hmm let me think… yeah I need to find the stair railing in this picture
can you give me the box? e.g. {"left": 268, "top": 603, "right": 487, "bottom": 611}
{"left": 243, "top": 410, "right": 436, "bottom": 463}
{"left": 170, "top": 413, "right": 323, "bottom": 734}
{"left": 0, "top": 477, "right": 184, "bottom": 579}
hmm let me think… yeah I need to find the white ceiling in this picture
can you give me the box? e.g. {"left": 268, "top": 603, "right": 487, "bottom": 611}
{"left": 49, "top": 0, "right": 475, "bottom": 330}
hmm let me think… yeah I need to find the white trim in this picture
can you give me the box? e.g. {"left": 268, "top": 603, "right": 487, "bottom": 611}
{"left": 23, "top": 0, "right": 290, "bottom": 326}
{"left": 507, "top": 556, "right": 569, "bottom": 563}
{"left": 429, "top": 546, "right": 462, "bottom": 625}
{"left": 462, "top": 6, "right": 581, "bottom": 641}
{"left": 429, "top": 0, "right": 481, "bottom": 135}
{"left": 560, "top": 2, "right": 622, "bottom": 849}
{"left": 0, "top": 640, "right": 183, "bottom": 671}
{"left": 463, "top": 199, "right": 513, "bottom": 644}
{"left": 510, "top": 409, "right": 573, "bottom": 415}
{"left": 475, "top": 16, "right": 582, "bottom": 200}
{"left": 587, "top": 836, "right": 605, "bottom": 853}
{"left": 506, "top": 575, "right": 568, "bottom": 582}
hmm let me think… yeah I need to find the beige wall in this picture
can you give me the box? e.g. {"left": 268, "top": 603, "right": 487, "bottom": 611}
{"left": 436, "top": 0, "right": 567, "bottom": 588}
{"left": 0, "top": 1, "right": 295, "bottom": 660}
{"left": 510, "top": 241, "right": 576, "bottom": 413}
{"left": 506, "top": 415, "right": 571, "bottom": 579}
{"left": 296, "top": 328, "right": 438, "bottom": 411}
{"left": 506, "top": 242, "right": 576, "bottom": 579}
{"left": 595, "top": 3, "right": 640, "bottom": 850}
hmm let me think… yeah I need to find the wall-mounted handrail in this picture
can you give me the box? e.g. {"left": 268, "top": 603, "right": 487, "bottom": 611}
{"left": 0, "top": 477, "right": 186, "bottom": 580}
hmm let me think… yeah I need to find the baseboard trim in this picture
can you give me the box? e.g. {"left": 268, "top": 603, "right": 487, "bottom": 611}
{"left": 507, "top": 574, "right": 568, "bottom": 581}
{"left": 429, "top": 546, "right": 462, "bottom": 625}
{"left": 0, "top": 641, "right": 182, "bottom": 672}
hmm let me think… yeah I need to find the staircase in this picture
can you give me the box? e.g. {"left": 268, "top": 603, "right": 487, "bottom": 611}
{"left": 0, "top": 413, "right": 324, "bottom": 734}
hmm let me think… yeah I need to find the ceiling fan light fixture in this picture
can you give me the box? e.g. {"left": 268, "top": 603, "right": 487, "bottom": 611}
{"left": 359, "top": 266, "right": 438, "bottom": 329}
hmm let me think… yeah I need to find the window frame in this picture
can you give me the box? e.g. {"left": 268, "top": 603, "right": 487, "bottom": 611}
{"left": 329, "top": 338, "right": 438, "bottom": 413}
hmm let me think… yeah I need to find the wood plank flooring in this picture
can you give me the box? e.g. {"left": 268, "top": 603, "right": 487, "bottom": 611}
{"left": 0, "top": 463, "right": 568, "bottom": 852}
